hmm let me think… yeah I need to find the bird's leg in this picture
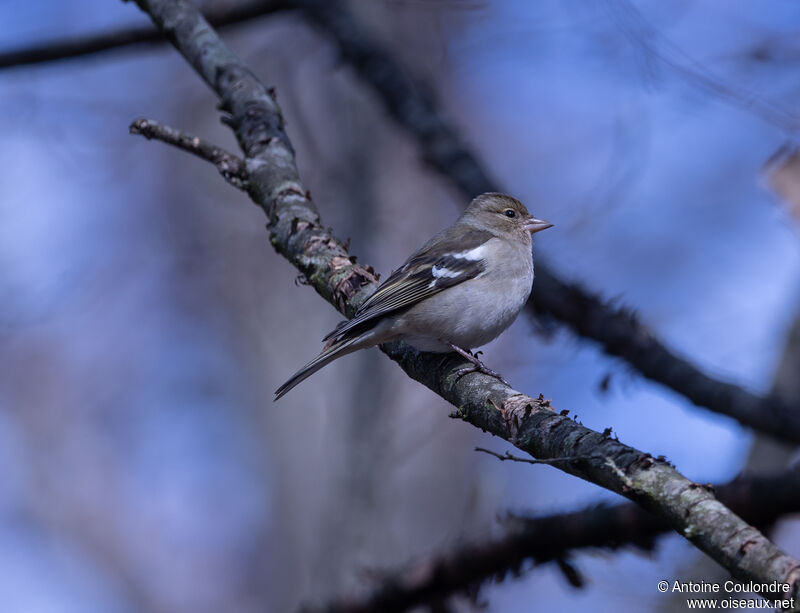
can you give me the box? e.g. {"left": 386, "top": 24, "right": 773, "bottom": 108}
{"left": 446, "top": 342, "right": 510, "bottom": 386}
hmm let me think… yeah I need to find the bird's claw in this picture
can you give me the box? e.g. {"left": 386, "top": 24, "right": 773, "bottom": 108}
{"left": 474, "top": 363, "right": 510, "bottom": 386}
{"left": 444, "top": 342, "right": 510, "bottom": 386}
{"left": 453, "top": 363, "right": 510, "bottom": 387}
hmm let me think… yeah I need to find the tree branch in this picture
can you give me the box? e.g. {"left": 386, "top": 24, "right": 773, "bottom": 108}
{"left": 288, "top": 0, "right": 800, "bottom": 444}
{"left": 127, "top": 0, "right": 800, "bottom": 604}
{"left": 304, "top": 463, "right": 800, "bottom": 613}
{"left": 0, "top": 0, "right": 291, "bottom": 70}
{"left": 129, "top": 117, "right": 248, "bottom": 187}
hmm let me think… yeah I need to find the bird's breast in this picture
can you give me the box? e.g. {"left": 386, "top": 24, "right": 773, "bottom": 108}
{"left": 395, "top": 241, "right": 534, "bottom": 351}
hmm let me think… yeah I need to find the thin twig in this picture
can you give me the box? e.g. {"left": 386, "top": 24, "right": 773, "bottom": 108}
{"left": 474, "top": 447, "right": 602, "bottom": 466}
{"left": 129, "top": 118, "right": 248, "bottom": 188}
{"left": 0, "top": 0, "right": 293, "bottom": 70}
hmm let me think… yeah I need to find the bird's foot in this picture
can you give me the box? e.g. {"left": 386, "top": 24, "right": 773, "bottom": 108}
{"left": 446, "top": 343, "right": 510, "bottom": 387}
{"left": 452, "top": 364, "right": 510, "bottom": 387}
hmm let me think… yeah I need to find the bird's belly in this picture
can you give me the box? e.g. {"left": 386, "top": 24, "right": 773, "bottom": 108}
{"left": 395, "top": 270, "right": 533, "bottom": 352}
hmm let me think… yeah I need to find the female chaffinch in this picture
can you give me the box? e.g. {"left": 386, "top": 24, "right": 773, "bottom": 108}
{"left": 275, "top": 192, "right": 552, "bottom": 400}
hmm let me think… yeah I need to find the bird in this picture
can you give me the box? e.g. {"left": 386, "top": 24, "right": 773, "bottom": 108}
{"left": 274, "top": 192, "right": 552, "bottom": 400}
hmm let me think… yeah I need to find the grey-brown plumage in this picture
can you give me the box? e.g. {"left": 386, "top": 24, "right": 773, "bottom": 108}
{"left": 274, "top": 193, "right": 552, "bottom": 400}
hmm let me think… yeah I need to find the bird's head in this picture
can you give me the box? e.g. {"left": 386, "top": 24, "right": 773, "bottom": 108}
{"left": 462, "top": 192, "right": 552, "bottom": 241}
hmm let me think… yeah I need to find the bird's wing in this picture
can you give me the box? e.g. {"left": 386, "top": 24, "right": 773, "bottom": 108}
{"left": 323, "top": 229, "right": 493, "bottom": 343}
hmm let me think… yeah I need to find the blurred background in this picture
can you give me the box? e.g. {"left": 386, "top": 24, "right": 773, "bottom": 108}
{"left": 2, "top": 0, "right": 800, "bottom": 611}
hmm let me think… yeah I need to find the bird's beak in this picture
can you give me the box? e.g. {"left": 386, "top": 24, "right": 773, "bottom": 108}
{"left": 524, "top": 217, "right": 553, "bottom": 234}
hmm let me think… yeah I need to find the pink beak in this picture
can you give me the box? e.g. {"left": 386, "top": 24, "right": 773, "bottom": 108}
{"left": 524, "top": 217, "right": 553, "bottom": 234}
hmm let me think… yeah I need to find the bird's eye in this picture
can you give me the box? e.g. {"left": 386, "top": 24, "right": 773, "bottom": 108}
{"left": 504, "top": 209, "right": 516, "bottom": 218}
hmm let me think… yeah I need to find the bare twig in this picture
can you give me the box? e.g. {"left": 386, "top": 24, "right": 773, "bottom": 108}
{"left": 129, "top": 117, "right": 248, "bottom": 188}
{"left": 128, "top": 0, "right": 800, "bottom": 604}
{"left": 303, "top": 463, "right": 800, "bottom": 613}
{"left": 474, "top": 446, "right": 602, "bottom": 466}
{"left": 0, "top": 0, "right": 292, "bottom": 70}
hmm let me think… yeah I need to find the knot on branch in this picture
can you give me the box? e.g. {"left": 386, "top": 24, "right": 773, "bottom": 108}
{"left": 498, "top": 393, "right": 553, "bottom": 443}
{"left": 628, "top": 453, "right": 656, "bottom": 473}
{"left": 329, "top": 257, "right": 379, "bottom": 315}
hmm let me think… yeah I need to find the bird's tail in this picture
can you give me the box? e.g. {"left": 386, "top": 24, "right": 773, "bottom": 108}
{"left": 274, "top": 335, "right": 364, "bottom": 401}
